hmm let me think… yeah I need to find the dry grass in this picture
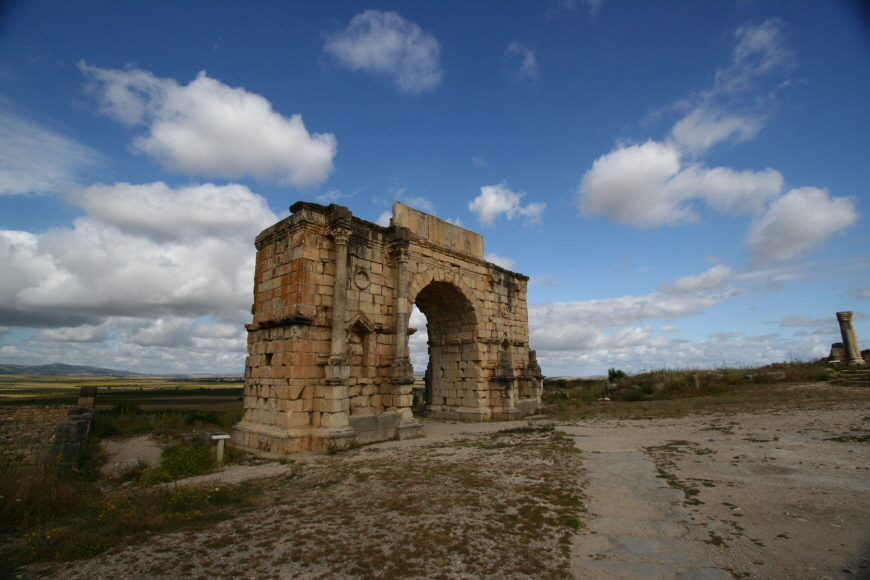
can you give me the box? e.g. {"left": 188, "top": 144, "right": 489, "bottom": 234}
{"left": 543, "top": 360, "right": 869, "bottom": 421}
{"left": 12, "top": 429, "right": 586, "bottom": 580}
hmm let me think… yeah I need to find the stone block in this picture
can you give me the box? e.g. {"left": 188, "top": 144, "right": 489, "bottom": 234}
{"left": 320, "top": 412, "right": 349, "bottom": 428}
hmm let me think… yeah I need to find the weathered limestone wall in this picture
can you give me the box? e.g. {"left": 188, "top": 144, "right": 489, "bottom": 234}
{"left": 232, "top": 201, "right": 544, "bottom": 454}
{"left": 0, "top": 405, "right": 72, "bottom": 462}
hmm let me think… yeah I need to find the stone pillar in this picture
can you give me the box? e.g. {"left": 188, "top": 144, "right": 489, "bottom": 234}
{"left": 325, "top": 227, "right": 351, "bottom": 383}
{"left": 390, "top": 243, "right": 414, "bottom": 383}
{"left": 836, "top": 311, "right": 866, "bottom": 366}
{"left": 388, "top": 238, "right": 421, "bottom": 439}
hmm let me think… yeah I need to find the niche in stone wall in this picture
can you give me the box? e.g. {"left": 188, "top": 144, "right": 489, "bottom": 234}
{"left": 346, "top": 314, "right": 375, "bottom": 379}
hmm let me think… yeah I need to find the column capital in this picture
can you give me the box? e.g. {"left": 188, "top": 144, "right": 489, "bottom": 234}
{"left": 392, "top": 245, "right": 410, "bottom": 263}
{"left": 330, "top": 227, "right": 352, "bottom": 246}
{"left": 837, "top": 311, "right": 853, "bottom": 323}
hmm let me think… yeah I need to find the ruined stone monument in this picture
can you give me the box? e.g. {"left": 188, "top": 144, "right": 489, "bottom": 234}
{"left": 232, "top": 201, "right": 544, "bottom": 453}
{"left": 836, "top": 311, "right": 866, "bottom": 366}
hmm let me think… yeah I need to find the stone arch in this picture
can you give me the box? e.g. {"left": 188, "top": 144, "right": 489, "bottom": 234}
{"left": 412, "top": 280, "right": 485, "bottom": 420}
{"left": 408, "top": 268, "right": 480, "bottom": 324}
{"left": 232, "top": 200, "right": 543, "bottom": 455}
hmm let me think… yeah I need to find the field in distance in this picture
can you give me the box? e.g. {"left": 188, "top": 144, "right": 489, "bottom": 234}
{"left": 0, "top": 375, "right": 244, "bottom": 412}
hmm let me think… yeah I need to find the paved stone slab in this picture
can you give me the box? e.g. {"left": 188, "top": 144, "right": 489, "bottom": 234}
{"left": 580, "top": 560, "right": 732, "bottom": 580}
{"left": 572, "top": 440, "right": 729, "bottom": 580}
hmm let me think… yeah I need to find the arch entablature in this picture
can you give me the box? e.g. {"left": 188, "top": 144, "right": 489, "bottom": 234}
{"left": 232, "top": 200, "right": 544, "bottom": 455}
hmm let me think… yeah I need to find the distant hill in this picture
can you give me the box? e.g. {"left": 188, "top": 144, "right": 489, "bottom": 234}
{"left": 0, "top": 363, "right": 145, "bottom": 376}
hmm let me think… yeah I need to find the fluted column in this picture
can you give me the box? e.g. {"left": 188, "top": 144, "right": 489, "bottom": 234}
{"left": 837, "top": 311, "right": 866, "bottom": 366}
{"left": 390, "top": 243, "right": 414, "bottom": 383}
{"left": 325, "top": 227, "right": 351, "bottom": 383}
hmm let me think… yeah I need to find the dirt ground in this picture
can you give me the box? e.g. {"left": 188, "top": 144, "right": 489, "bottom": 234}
{"left": 22, "top": 383, "right": 870, "bottom": 580}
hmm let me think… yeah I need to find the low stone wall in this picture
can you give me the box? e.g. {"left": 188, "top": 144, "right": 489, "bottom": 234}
{"left": 0, "top": 405, "right": 73, "bottom": 463}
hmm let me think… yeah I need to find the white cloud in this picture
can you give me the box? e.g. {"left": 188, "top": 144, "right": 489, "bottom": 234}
{"left": 721, "top": 19, "right": 794, "bottom": 93}
{"left": 579, "top": 141, "right": 782, "bottom": 227}
{"left": 0, "top": 108, "right": 102, "bottom": 195}
{"left": 469, "top": 182, "right": 545, "bottom": 226}
{"left": 323, "top": 10, "right": 442, "bottom": 95}
{"left": 0, "top": 182, "right": 274, "bottom": 373}
{"left": 37, "top": 324, "right": 109, "bottom": 343}
{"left": 659, "top": 325, "right": 679, "bottom": 333}
{"left": 71, "top": 182, "right": 274, "bottom": 242}
{"left": 485, "top": 253, "right": 516, "bottom": 271}
{"left": 658, "top": 265, "right": 732, "bottom": 294}
{"left": 395, "top": 190, "right": 436, "bottom": 213}
{"left": 549, "top": 0, "right": 602, "bottom": 17}
{"left": 80, "top": 63, "right": 336, "bottom": 187}
{"left": 376, "top": 211, "right": 392, "bottom": 227}
{"left": 579, "top": 141, "right": 689, "bottom": 227}
{"left": 445, "top": 217, "right": 464, "bottom": 227}
{"left": 504, "top": 42, "right": 538, "bottom": 84}
{"left": 747, "top": 187, "right": 858, "bottom": 264}
{"left": 0, "top": 182, "right": 277, "bottom": 328}
{"left": 529, "top": 267, "right": 742, "bottom": 352}
{"left": 670, "top": 165, "right": 783, "bottom": 217}
{"left": 779, "top": 315, "right": 836, "bottom": 327}
{"left": 670, "top": 19, "right": 793, "bottom": 153}
{"left": 849, "top": 287, "right": 870, "bottom": 300}
{"left": 670, "top": 109, "right": 762, "bottom": 153}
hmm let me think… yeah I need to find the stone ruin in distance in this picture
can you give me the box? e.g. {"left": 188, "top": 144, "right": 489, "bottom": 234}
{"left": 232, "top": 201, "right": 544, "bottom": 453}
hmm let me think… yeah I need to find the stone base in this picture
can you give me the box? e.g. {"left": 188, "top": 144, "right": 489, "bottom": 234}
{"left": 232, "top": 421, "right": 356, "bottom": 454}
{"left": 397, "top": 418, "right": 424, "bottom": 440}
{"left": 233, "top": 412, "right": 424, "bottom": 453}
{"left": 427, "top": 406, "right": 491, "bottom": 421}
{"left": 514, "top": 398, "right": 543, "bottom": 416}
{"left": 427, "top": 400, "right": 541, "bottom": 422}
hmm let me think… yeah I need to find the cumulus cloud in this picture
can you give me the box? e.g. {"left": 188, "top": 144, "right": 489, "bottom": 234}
{"left": 660, "top": 325, "right": 679, "bottom": 333}
{"left": 578, "top": 141, "right": 782, "bottom": 227}
{"left": 37, "top": 324, "right": 109, "bottom": 343}
{"left": 0, "top": 108, "right": 102, "bottom": 195}
{"left": 485, "top": 253, "right": 516, "bottom": 271}
{"left": 658, "top": 265, "right": 732, "bottom": 294}
{"left": 528, "top": 266, "right": 742, "bottom": 352}
{"left": 747, "top": 187, "right": 858, "bottom": 264}
{"left": 0, "top": 182, "right": 277, "bottom": 328}
{"left": 579, "top": 20, "right": 856, "bottom": 266}
{"left": 323, "top": 10, "right": 442, "bottom": 95}
{"left": 503, "top": 42, "right": 538, "bottom": 84}
{"left": 80, "top": 63, "right": 336, "bottom": 187}
{"left": 70, "top": 182, "right": 274, "bottom": 242}
{"left": 469, "top": 182, "right": 545, "bottom": 226}
{"left": 0, "top": 181, "right": 274, "bottom": 373}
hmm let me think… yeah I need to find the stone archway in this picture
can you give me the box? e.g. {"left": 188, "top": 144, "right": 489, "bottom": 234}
{"left": 232, "top": 201, "right": 544, "bottom": 454}
{"left": 413, "top": 280, "right": 485, "bottom": 421}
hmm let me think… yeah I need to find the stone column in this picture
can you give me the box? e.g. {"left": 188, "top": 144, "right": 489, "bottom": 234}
{"left": 836, "top": 311, "right": 866, "bottom": 366}
{"left": 388, "top": 240, "right": 421, "bottom": 440}
{"left": 390, "top": 243, "right": 414, "bottom": 382}
{"left": 325, "top": 227, "right": 351, "bottom": 383}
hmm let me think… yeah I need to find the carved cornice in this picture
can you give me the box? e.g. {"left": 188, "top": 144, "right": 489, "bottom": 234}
{"left": 246, "top": 313, "right": 314, "bottom": 331}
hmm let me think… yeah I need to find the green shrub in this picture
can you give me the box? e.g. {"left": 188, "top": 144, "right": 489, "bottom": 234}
{"left": 157, "top": 441, "right": 216, "bottom": 480}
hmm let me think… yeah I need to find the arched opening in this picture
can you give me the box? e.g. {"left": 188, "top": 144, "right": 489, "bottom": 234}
{"left": 412, "top": 281, "right": 481, "bottom": 419}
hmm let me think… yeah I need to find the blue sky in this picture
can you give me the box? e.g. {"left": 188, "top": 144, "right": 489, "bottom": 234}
{"left": 0, "top": 1, "right": 868, "bottom": 376}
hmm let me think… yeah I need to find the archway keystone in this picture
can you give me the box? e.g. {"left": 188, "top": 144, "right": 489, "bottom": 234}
{"left": 232, "top": 201, "right": 544, "bottom": 453}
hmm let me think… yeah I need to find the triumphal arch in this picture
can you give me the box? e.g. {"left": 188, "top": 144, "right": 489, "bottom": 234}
{"left": 232, "top": 201, "right": 544, "bottom": 453}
